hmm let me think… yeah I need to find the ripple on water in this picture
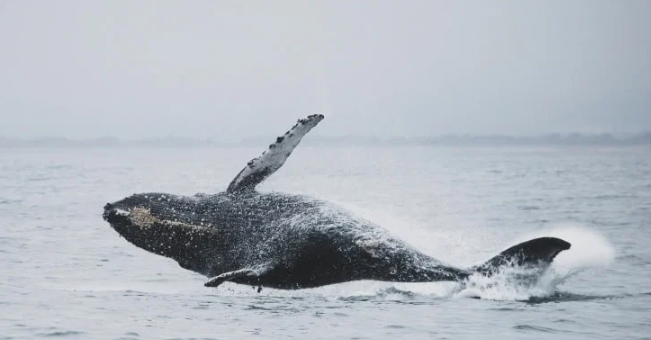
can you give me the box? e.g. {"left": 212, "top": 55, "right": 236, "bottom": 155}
{"left": 513, "top": 324, "right": 558, "bottom": 333}
{"left": 385, "top": 324, "right": 406, "bottom": 329}
{"left": 553, "top": 319, "right": 578, "bottom": 324}
{"left": 0, "top": 199, "right": 22, "bottom": 205}
{"left": 517, "top": 205, "right": 540, "bottom": 211}
{"left": 38, "top": 330, "right": 85, "bottom": 337}
{"left": 487, "top": 307, "right": 525, "bottom": 312}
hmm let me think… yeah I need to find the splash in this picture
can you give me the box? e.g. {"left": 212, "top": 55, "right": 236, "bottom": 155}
{"left": 209, "top": 217, "right": 615, "bottom": 302}
{"left": 296, "top": 199, "right": 618, "bottom": 301}
{"left": 528, "top": 224, "right": 616, "bottom": 275}
{"left": 319, "top": 198, "right": 469, "bottom": 264}
{"left": 455, "top": 224, "right": 616, "bottom": 301}
{"left": 324, "top": 224, "right": 615, "bottom": 301}
{"left": 214, "top": 280, "right": 459, "bottom": 301}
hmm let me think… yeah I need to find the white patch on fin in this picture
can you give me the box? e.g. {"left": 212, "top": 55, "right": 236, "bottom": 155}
{"left": 227, "top": 114, "right": 325, "bottom": 194}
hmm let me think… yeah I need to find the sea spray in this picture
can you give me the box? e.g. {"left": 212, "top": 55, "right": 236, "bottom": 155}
{"left": 455, "top": 224, "right": 616, "bottom": 300}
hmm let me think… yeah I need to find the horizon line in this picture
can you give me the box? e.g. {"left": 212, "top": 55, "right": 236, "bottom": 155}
{"left": 1, "top": 132, "right": 650, "bottom": 147}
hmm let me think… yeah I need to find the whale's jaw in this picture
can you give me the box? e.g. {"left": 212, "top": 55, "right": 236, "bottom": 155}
{"left": 103, "top": 195, "right": 221, "bottom": 276}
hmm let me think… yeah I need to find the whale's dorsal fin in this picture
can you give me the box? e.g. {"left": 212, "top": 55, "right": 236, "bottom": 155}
{"left": 227, "top": 114, "right": 325, "bottom": 194}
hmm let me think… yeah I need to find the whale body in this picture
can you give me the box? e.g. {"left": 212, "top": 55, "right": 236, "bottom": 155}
{"left": 103, "top": 115, "right": 571, "bottom": 290}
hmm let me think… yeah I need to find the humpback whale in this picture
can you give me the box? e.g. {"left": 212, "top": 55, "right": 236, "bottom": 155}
{"left": 103, "top": 114, "right": 571, "bottom": 290}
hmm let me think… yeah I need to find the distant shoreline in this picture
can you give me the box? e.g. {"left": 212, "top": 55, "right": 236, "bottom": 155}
{"left": 1, "top": 133, "right": 650, "bottom": 148}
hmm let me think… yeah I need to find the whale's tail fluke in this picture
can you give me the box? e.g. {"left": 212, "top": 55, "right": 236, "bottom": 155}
{"left": 470, "top": 237, "right": 571, "bottom": 276}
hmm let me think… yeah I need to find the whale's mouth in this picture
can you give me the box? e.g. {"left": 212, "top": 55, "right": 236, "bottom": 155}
{"left": 103, "top": 202, "right": 161, "bottom": 248}
{"left": 103, "top": 194, "right": 222, "bottom": 275}
{"left": 103, "top": 202, "right": 133, "bottom": 229}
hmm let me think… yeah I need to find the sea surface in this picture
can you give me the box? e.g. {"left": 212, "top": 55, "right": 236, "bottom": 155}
{"left": 1, "top": 146, "right": 649, "bottom": 339}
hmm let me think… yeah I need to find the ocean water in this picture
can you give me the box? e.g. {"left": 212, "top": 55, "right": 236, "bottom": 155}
{"left": 1, "top": 146, "right": 650, "bottom": 339}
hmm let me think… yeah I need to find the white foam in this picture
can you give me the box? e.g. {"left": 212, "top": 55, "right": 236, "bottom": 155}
{"left": 454, "top": 224, "right": 616, "bottom": 300}
{"left": 212, "top": 280, "right": 459, "bottom": 300}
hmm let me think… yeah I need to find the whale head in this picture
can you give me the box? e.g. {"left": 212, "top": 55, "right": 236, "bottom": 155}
{"left": 103, "top": 193, "right": 222, "bottom": 275}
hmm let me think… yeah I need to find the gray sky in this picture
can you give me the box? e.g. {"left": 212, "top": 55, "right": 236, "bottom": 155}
{"left": 0, "top": 1, "right": 650, "bottom": 140}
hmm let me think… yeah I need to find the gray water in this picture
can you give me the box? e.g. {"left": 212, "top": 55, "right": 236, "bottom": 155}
{"left": 1, "top": 146, "right": 650, "bottom": 339}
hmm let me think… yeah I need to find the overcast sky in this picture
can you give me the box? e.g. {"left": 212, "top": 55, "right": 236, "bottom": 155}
{"left": 0, "top": 1, "right": 649, "bottom": 140}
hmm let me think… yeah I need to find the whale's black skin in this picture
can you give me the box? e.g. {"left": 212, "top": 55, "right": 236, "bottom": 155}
{"left": 103, "top": 114, "right": 571, "bottom": 290}
{"left": 103, "top": 192, "right": 475, "bottom": 289}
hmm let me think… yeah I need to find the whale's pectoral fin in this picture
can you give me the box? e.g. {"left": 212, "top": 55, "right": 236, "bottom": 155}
{"left": 227, "top": 114, "right": 325, "bottom": 194}
{"left": 471, "top": 237, "right": 571, "bottom": 276}
{"left": 204, "top": 268, "right": 261, "bottom": 288}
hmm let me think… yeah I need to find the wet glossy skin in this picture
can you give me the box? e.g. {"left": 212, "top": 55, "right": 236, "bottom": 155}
{"left": 103, "top": 192, "right": 468, "bottom": 289}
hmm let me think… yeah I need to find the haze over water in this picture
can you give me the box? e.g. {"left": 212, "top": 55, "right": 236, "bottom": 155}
{"left": 1, "top": 1, "right": 650, "bottom": 140}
